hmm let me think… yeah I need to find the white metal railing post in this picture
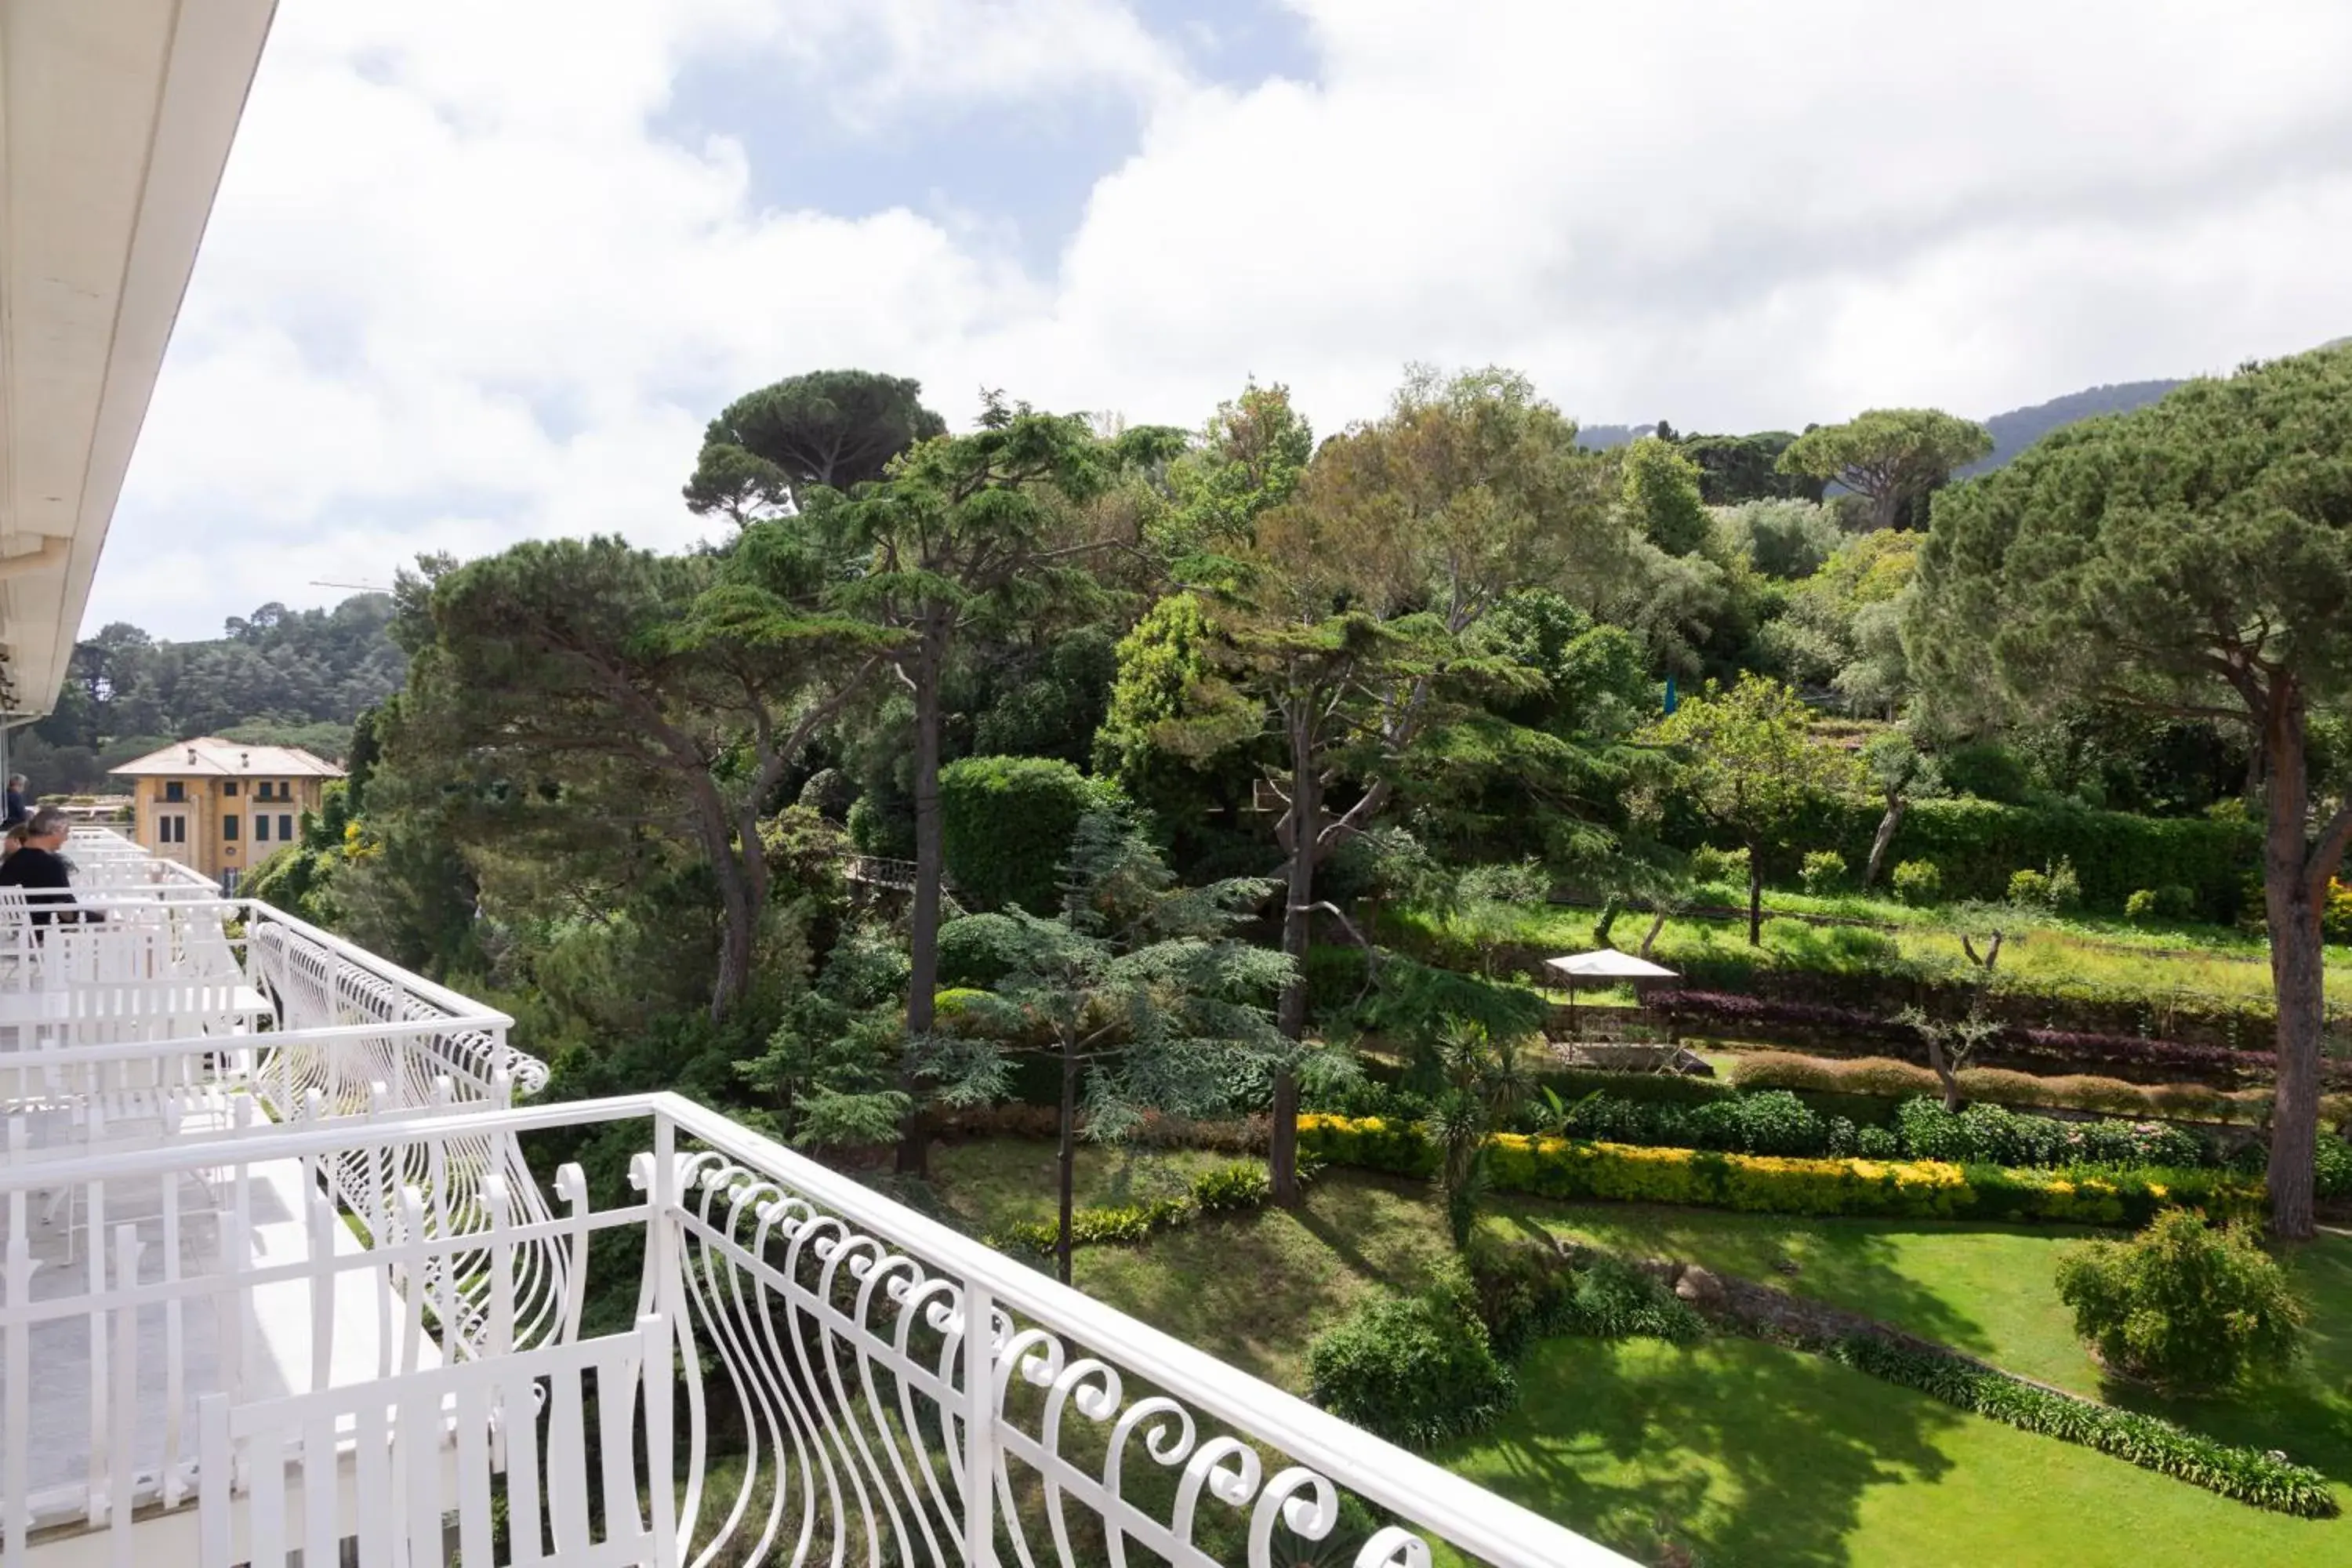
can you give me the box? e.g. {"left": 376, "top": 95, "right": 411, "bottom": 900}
{"left": 650, "top": 1109, "right": 680, "bottom": 1317}
{"left": 961, "top": 1278, "right": 998, "bottom": 1566}
{"left": 4, "top": 1198, "right": 33, "bottom": 1568}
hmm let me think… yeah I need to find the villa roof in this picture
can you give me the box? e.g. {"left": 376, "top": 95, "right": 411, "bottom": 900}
{"left": 107, "top": 737, "right": 344, "bottom": 779}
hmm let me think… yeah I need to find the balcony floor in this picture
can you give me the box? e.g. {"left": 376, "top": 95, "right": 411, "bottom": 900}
{"left": 4, "top": 1153, "right": 435, "bottom": 1524}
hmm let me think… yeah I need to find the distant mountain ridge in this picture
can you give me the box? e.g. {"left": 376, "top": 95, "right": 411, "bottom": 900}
{"left": 1958, "top": 379, "right": 2183, "bottom": 477}
{"left": 1572, "top": 377, "right": 2190, "bottom": 469}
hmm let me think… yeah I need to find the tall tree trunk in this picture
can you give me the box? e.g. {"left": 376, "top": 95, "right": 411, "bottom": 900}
{"left": 710, "top": 858, "right": 756, "bottom": 1023}
{"left": 1056, "top": 1038, "right": 1079, "bottom": 1286}
{"left": 1746, "top": 845, "right": 1765, "bottom": 946}
{"left": 2263, "top": 684, "right": 2322, "bottom": 1240}
{"left": 1862, "top": 795, "right": 1907, "bottom": 888}
{"left": 1639, "top": 907, "right": 1668, "bottom": 960}
{"left": 897, "top": 627, "right": 947, "bottom": 1177}
{"left": 1270, "top": 709, "right": 1318, "bottom": 1207}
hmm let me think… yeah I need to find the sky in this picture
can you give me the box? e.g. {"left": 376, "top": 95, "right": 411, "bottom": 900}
{"left": 96, "top": 0, "right": 2352, "bottom": 640}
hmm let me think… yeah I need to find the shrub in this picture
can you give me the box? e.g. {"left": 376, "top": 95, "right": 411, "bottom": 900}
{"left": 1306, "top": 1282, "right": 1516, "bottom": 1449}
{"left": 1891, "top": 1098, "right": 2211, "bottom": 1170}
{"left": 1460, "top": 1235, "right": 1581, "bottom": 1360}
{"left": 938, "top": 756, "right": 1124, "bottom": 914}
{"left": 2007, "top": 868, "right": 2052, "bottom": 906}
{"left": 985, "top": 1160, "right": 1276, "bottom": 1257}
{"left": 2054, "top": 1210, "right": 2307, "bottom": 1392}
{"left": 936, "top": 913, "right": 1029, "bottom": 988}
{"left": 1831, "top": 1334, "right": 2335, "bottom": 1516}
{"left": 2152, "top": 884, "right": 2196, "bottom": 920}
{"left": 844, "top": 793, "right": 913, "bottom": 859}
{"left": 2125, "top": 888, "right": 2161, "bottom": 924}
{"left": 1686, "top": 1090, "right": 1827, "bottom": 1156}
{"left": 1553, "top": 1255, "right": 1707, "bottom": 1344}
{"left": 1189, "top": 1160, "right": 1273, "bottom": 1214}
{"left": 1890, "top": 859, "right": 1942, "bottom": 905}
{"left": 1798, "top": 849, "right": 1848, "bottom": 894}
{"left": 930, "top": 987, "right": 996, "bottom": 1033}
{"left": 2318, "top": 1135, "right": 2352, "bottom": 1201}
{"left": 2046, "top": 856, "right": 2083, "bottom": 909}
{"left": 2326, "top": 877, "right": 2352, "bottom": 944}
{"left": 1690, "top": 844, "right": 1749, "bottom": 887}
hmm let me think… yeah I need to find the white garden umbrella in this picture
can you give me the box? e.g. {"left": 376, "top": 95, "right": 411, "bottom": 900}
{"left": 1544, "top": 949, "right": 1679, "bottom": 1033}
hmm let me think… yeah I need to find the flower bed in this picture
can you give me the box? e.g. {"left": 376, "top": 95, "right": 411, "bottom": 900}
{"left": 1295, "top": 1114, "right": 2265, "bottom": 1226}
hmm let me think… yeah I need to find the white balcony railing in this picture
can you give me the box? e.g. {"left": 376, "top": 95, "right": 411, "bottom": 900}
{"left": 4, "top": 1094, "right": 1630, "bottom": 1568}
{"left": 1, "top": 891, "right": 544, "bottom": 1160}
{"left": 1, "top": 833, "right": 1624, "bottom": 1567}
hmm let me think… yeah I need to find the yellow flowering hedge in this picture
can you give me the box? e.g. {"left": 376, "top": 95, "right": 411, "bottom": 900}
{"left": 1295, "top": 1115, "right": 2261, "bottom": 1226}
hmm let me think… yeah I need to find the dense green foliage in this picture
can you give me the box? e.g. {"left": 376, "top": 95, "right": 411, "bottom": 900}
{"left": 1306, "top": 1277, "right": 1518, "bottom": 1448}
{"left": 1914, "top": 345, "right": 2352, "bottom": 1236}
{"left": 1778, "top": 408, "right": 1994, "bottom": 532}
{"left": 2055, "top": 1211, "right": 2308, "bottom": 1392}
{"left": 938, "top": 756, "right": 1125, "bottom": 915}
{"left": 24, "top": 597, "right": 399, "bottom": 793}
{"left": 683, "top": 368, "right": 946, "bottom": 520}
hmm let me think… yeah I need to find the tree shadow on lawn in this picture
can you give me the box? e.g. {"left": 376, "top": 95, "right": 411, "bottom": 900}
{"left": 1073, "top": 1171, "right": 1455, "bottom": 1389}
{"left": 1483, "top": 1201, "right": 2020, "bottom": 1362}
{"left": 2096, "top": 1234, "right": 2352, "bottom": 1486}
{"left": 1443, "top": 1334, "right": 1962, "bottom": 1568}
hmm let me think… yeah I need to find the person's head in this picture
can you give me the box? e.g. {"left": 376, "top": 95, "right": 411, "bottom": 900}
{"left": 7, "top": 775, "right": 24, "bottom": 792}
{"left": 22, "top": 806, "right": 68, "bottom": 850}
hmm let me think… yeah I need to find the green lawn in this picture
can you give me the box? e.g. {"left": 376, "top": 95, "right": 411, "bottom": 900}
{"left": 924, "top": 1139, "right": 2352, "bottom": 1568}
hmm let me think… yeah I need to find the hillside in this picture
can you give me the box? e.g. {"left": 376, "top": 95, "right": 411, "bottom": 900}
{"left": 1956, "top": 378, "right": 2184, "bottom": 477}
{"left": 20, "top": 594, "right": 401, "bottom": 794}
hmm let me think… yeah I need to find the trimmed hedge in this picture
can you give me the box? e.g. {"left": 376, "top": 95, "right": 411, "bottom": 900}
{"left": 1651, "top": 989, "right": 2352, "bottom": 1088}
{"left": 1294, "top": 1116, "right": 2265, "bottom": 1225}
{"left": 1726, "top": 1051, "right": 2352, "bottom": 1129}
{"left": 1828, "top": 1334, "right": 2336, "bottom": 1517}
{"left": 938, "top": 756, "right": 1125, "bottom": 915}
{"left": 1675, "top": 794, "right": 2260, "bottom": 917}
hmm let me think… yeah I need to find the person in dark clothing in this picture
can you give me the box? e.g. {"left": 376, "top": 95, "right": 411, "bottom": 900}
{"left": 0, "top": 806, "right": 93, "bottom": 926}
{"left": 2, "top": 775, "right": 27, "bottom": 829}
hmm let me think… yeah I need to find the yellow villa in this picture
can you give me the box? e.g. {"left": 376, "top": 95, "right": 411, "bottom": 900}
{"left": 107, "top": 737, "right": 343, "bottom": 890}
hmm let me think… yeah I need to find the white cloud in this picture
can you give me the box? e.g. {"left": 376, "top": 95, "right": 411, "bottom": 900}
{"left": 103, "top": 0, "right": 2352, "bottom": 637}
